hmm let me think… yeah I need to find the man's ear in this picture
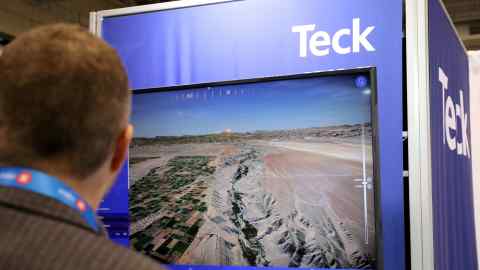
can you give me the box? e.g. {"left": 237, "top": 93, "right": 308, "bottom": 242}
{"left": 111, "top": 124, "right": 133, "bottom": 172}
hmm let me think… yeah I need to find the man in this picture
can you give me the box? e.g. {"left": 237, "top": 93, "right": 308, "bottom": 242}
{"left": 0, "top": 24, "right": 163, "bottom": 270}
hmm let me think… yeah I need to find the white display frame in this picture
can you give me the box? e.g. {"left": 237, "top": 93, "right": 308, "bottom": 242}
{"left": 89, "top": 0, "right": 237, "bottom": 37}
{"left": 469, "top": 51, "right": 480, "bottom": 270}
{"left": 405, "top": 0, "right": 470, "bottom": 270}
{"left": 405, "top": 0, "right": 435, "bottom": 269}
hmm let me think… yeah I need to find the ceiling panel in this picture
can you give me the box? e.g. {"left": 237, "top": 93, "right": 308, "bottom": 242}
{"left": 444, "top": 0, "right": 480, "bottom": 23}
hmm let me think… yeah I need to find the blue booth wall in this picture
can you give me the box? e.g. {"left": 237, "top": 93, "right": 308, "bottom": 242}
{"left": 100, "top": 0, "right": 404, "bottom": 269}
{"left": 98, "top": 164, "right": 129, "bottom": 244}
{"left": 428, "top": 0, "right": 478, "bottom": 270}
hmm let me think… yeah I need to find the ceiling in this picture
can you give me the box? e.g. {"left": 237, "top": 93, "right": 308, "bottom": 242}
{"left": 116, "top": 0, "right": 480, "bottom": 22}
{"left": 443, "top": 0, "right": 480, "bottom": 50}
{"left": 444, "top": 0, "right": 480, "bottom": 23}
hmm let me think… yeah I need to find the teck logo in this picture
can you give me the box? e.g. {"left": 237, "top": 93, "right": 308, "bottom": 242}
{"left": 292, "top": 18, "right": 375, "bottom": 58}
{"left": 439, "top": 67, "right": 470, "bottom": 158}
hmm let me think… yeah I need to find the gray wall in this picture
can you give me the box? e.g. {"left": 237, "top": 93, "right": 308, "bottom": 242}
{"left": 0, "top": 0, "right": 127, "bottom": 36}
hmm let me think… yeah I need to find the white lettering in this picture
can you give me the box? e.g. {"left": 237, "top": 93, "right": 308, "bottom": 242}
{"left": 292, "top": 18, "right": 375, "bottom": 57}
{"left": 439, "top": 67, "right": 448, "bottom": 144}
{"left": 459, "top": 90, "right": 470, "bottom": 157}
{"left": 445, "top": 96, "right": 457, "bottom": 151}
{"left": 439, "top": 67, "right": 471, "bottom": 159}
{"left": 332, "top": 28, "right": 351, "bottom": 55}
{"left": 310, "top": 31, "right": 330, "bottom": 56}
{"left": 456, "top": 103, "right": 463, "bottom": 155}
{"left": 58, "top": 188, "right": 75, "bottom": 202}
{"left": 353, "top": 18, "right": 375, "bottom": 53}
{"left": 291, "top": 24, "right": 315, "bottom": 58}
{"left": 0, "top": 173, "right": 15, "bottom": 180}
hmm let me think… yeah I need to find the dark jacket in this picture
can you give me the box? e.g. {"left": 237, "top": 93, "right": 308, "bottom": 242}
{"left": 0, "top": 187, "right": 163, "bottom": 270}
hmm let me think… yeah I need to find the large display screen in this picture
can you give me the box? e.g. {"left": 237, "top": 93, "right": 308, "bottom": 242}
{"left": 129, "top": 70, "right": 378, "bottom": 269}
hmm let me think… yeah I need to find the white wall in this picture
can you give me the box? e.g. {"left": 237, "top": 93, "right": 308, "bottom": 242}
{"left": 469, "top": 50, "right": 480, "bottom": 270}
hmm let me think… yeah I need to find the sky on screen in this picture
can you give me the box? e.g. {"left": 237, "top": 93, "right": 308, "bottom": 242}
{"left": 132, "top": 74, "right": 371, "bottom": 137}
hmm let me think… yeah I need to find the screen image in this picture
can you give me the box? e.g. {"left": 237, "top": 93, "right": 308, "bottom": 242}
{"left": 129, "top": 71, "right": 377, "bottom": 269}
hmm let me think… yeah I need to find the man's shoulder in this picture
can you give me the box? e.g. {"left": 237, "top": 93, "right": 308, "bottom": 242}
{"left": 84, "top": 235, "right": 164, "bottom": 270}
{"left": 14, "top": 225, "right": 164, "bottom": 270}
{"left": 0, "top": 199, "right": 164, "bottom": 270}
{"left": 45, "top": 228, "right": 165, "bottom": 270}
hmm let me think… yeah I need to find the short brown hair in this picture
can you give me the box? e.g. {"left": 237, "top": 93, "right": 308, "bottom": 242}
{"left": 0, "top": 24, "right": 130, "bottom": 179}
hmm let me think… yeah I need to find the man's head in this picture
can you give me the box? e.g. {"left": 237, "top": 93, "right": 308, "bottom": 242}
{"left": 0, "top": 24, "right": 132, "bottom": 208}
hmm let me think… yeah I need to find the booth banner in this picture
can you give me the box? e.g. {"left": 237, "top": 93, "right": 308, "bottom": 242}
{"left": 469, "top": 50, "right": 480, "bottom": 270}
{"left": 429, "top": 1, "right": 478, "bottom": 270}
{"left": 97, "top": 164, "right": 129, "bottom": 245}
{"left": 100, "top": 0, "right": 404, "bottom": 269}
{"left": 99, "top": 164, "right": 128, "bottom": 215}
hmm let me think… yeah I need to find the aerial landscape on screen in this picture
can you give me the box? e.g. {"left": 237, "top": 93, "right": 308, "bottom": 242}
{"left": 129, "top": 74, "right": 376, "bottom": 269}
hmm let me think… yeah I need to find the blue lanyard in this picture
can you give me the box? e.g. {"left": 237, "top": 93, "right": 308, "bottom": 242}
{"left": 0, "top": 167, "right": 99, "bottom": 232}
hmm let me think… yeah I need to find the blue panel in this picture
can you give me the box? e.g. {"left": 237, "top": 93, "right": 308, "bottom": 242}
{"left": 101, "top": 0, "right": 404, "bottom": 268}
{"left": 111, "top": 236, "right": 130, "bottom": 247}
{"left": 98, "top": 162, "right": 129, "bottom": 215}
{"left": 428, "top": 0, "right": 478, "bottom": 269}
{"left": 98, "top": 163, "right": 129, "bottom": 246}
{"left": 101, "top": 213, "right": 130, "bottom": 247}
